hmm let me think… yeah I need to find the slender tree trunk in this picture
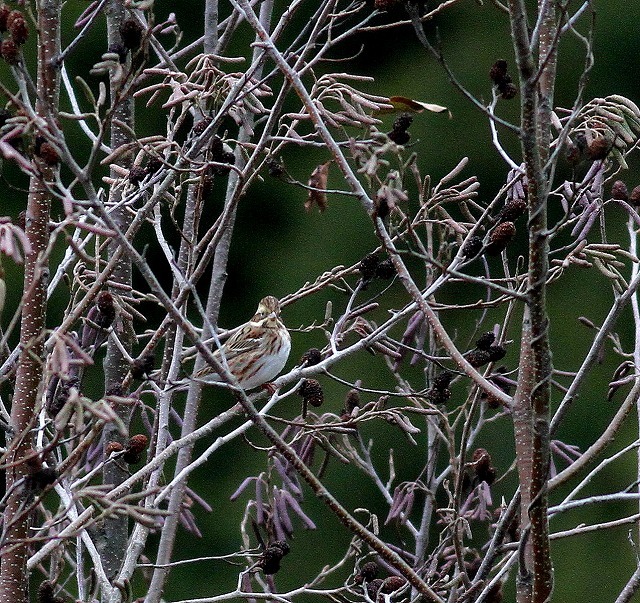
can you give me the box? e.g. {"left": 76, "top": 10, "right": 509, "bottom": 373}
{"left": 100, "top": 0, "right": 135, "bottom": 583}
{"left": 0, "top": 1, "right": 61, "bottom": 601}
{"left": 509, "top": 1, "right": 555, "bottom": 601}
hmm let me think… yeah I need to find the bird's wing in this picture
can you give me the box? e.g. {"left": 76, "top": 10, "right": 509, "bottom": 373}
{"left": 217, "top": 325, "right": 261, "bottom": 360}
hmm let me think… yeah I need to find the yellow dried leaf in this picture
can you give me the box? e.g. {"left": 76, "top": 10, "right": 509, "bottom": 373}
{"left": 305, "top": 161, "right": 331, "bottom": 212}
{"left": 386, "top": 96, "right": 452, "bottom": 118}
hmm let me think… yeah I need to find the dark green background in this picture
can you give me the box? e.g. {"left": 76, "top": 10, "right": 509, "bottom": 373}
{"left": 2, "top": 0, "right": 640, "bottom": 600}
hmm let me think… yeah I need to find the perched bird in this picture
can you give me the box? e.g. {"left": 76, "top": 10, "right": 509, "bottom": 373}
{"left": 194, "top": 296, "right": 291, "bottom": 390}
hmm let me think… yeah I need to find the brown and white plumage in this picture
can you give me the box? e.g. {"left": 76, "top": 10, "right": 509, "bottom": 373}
{"left": 195, "top": 296, "right": 291, "bottom": 390}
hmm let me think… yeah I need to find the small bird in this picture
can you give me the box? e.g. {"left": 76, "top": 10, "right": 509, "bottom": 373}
{"left": 194, "top": 296, "right": 291, "bottom": 390}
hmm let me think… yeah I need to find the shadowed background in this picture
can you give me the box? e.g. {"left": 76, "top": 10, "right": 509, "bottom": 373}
{"left": 1, "top": 0, "right": 639, "bottom": 600}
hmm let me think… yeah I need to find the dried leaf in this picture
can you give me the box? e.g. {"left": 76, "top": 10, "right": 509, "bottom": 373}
{"left": 386, "top": 96, "right": 452, "bottom": 118}
{"left": 305, "top": 161, "right": 331, "bottom": 212}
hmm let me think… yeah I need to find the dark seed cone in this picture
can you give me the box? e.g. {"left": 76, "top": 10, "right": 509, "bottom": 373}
{"left": 131, "top": 353, "right": 155, "bottom": 379}
{"left": 147, "top": 157, "right": 163, "bottom": 175}
{"left": 81, "top": 293, "right": 116, "bottom": 350}
{"left": 5, "top": 9, "right": 22, "bottom": 31}
{"left": 388, "top": 113, "right": 413, "bottom": 144}
{"left": 497, "top": 198, "right": 526, "bottom": 223}
{"left": 473, "top": 448, "right": 496, "bottom": 485}
{"left": 486, "top": 221, "right": 516, "bottom": 255}
{"left": 29, "top": 466, "right": 58, "bottom": 493}
{"left": 36, "top": 142, "right": 60, "bottom": 166}
{"left": 428, "top": 370, "right": 453, "bottom": 404}
{"left": 300, "top": 347, "right": 322, "bottom": 367}
{"left": 266, "top": 155, "right": 284, "bottom": 177}
{"left": 462, "top": 235, "right": 483, "bottom": 258}
{"left": 299, "top": 378, "right": 324, "bottom": 407}
{"left": 487, "top": 344, "right": 507, "bottom": 362}
{"left": 611, "top": 180, "right": 628, "bottom": 201}
{"left": 465, "top": 348, "right": 492, "bottom": 368}
{"left": 489, "top": 59, "right": 508, "bottom": 84}
{"left": 1, "top": 38, "right": 19, "bottom": 64}
{"left": 47, "top": 374, "right": 80, "bottom": 417}
{"left": 484, "top": 392, "right": 502, "bottom": 410}
{"left": 0, "top": 5, "right": 9, "bottom": 32}
{"left": 380, "top": 576, "right": 407, "bottom": 593}
{"left": 359, "top": 253, "right": 380, "bottom": 282}
{"left": 38, "top": 580, "right": 64, "bottom": 603}
{"left": 260, "top": 540, "right": 290, "bottom": 575}
{"left": 498, "top": 81, "right": 517, "bottom": 100}
{"left": 367, "top": 579, "right": 384, "bottom": 599}
{"left": 9, "top": 15, "right": 28, "bottom": 45}
{"left": 432, "top": 370, "right": 453, "bottom": 390}
{"left": 375, "top": 196, "right": 391, "bottom": 221}
{"left": 475, "top": 332, "right": 496, "bottom": 350}
{"left": 123, "top": 434, "right": 149, "bottom": 464}
{"left": 355, "top": 561, "right": 379, "bottom": 584}
{"left": 210, "top": 135, "right": 224, "bottom": 157}
{"left": 96, "top": 291, "right": 116, "bottom": 326}
{"left": 387, "top": 129, "right": 410, "bottom": 145}
{"left": 375, "top": 258, "right": 396, "bottom": 280}
{"left": 120, "top": 18, "right": 143, "bottom": 50}
{"left": 106, "top": 441, "right": 125, "bottom": 455}
{"left": 629, "top": 185, "right": 640, "bottom": 206}
{"left": 192, "top": 117, "right": 212, "bottom": 136}
{"left": 128, "top": 165, "right": 147, "bottom": 185}
{"left": 427, "top": 386, "right": 451, "bottom": 406}
{"left": 393, "top": 113, "right": 413, "bottom": 132}
{"left": 208, "top": 138, "right": 235, "bottom": 174}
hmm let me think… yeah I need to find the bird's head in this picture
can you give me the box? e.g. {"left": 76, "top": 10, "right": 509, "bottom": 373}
{"left": 253, "top": 296, "right": 282, "bottom": 324}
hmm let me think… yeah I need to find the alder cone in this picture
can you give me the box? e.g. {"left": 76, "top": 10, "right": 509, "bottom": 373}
{"left": 489, "top": 59, "right": 508, "bottom": 84}
{"left": 486, "top": 221, "right": 516, "bottom": 255}
{"left": 299, "top": 378, "right": 324, "bottom": 407}
{"left": 462, "top": 235, "right": 483, "bottom": 258}
{"left": 497, "top": 198, "right": 527, "bottom": 223}
{"left": 1, "top": 38, "right": 19, "bottom": 64}
{"left": 611, "top": 180, "right": 628, "bottom": 201}
{"left": 9, "top": 15, "right": 28, "bottom": 45}
{"left": 0, "top": 5, "right": 9, "bottom": 32}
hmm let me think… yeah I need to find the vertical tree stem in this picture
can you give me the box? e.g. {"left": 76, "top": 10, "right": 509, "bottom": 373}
{"left": 101, "top": 0, "right": 135, "bottom": 582}
{"left": 0, "top": 1, "right": 61, "bottom": 601}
